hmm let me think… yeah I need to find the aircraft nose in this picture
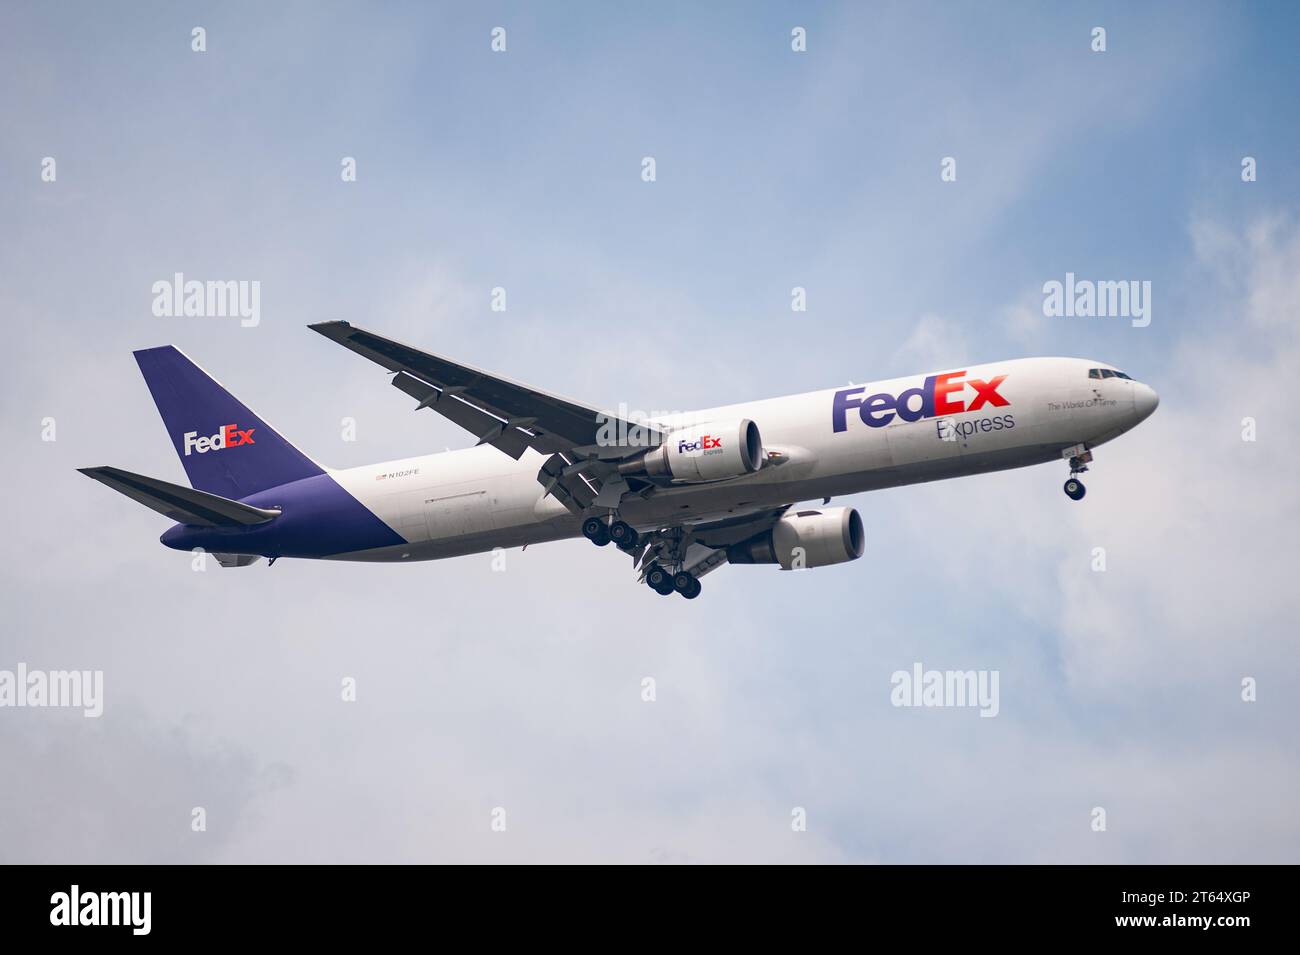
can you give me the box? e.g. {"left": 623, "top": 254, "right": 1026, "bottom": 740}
{"left": 1133, "top": 383, "right": 1159, "bottom": 422}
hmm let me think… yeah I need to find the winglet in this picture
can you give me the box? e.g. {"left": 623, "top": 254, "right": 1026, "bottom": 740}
{"left": 308, "top": 321, "right": 356, "bottom": 345}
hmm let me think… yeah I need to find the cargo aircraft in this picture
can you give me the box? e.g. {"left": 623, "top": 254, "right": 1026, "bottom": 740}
{"left": 80, "top": 323, "right": 1158, "bottom": 599}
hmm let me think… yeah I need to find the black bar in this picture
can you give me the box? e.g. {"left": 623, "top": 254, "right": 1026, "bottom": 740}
{"left": 1, "top": 864, "right": 1285, "bottom": 941}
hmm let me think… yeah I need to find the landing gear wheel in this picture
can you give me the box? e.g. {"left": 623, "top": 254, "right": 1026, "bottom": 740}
{"left": 672, "top": 571, "right": 695, "bottom": 594}
{"left": 582, "top": 516, "right": 610, "bottom": 546}
{"left": 646, "top": 564, "right": 674, "bottom": 595}
{"left": 1064, "top": 478, "right": 1086, "bottom": 501}
{"left": 609, "top": 520, "right": 638, "bottom": 549}
{"left": 681, "top": 578, "right": 702, "bottom": 600}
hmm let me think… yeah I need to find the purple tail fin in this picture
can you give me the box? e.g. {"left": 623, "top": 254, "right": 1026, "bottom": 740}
{"left": 134, "top": 346, "right": 323, "bottom": 499}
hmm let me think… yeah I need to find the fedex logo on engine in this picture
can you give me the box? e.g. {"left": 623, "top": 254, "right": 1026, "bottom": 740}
{"left": 183, "top": 424, "right": 256, "bottom": 455}
{"left": 832, "top": 371, "right": 1008, "bottom": 432}
{"left": 678, "top": 435, "right": 723, "bottom": 454}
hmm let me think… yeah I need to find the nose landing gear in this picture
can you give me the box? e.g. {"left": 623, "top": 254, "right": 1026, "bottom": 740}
{"left": 1062, "top": 447, "right": 1092, "bottom": 501}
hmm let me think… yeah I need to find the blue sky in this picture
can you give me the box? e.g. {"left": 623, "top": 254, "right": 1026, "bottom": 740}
{"left": 1, "top": 2, "right": 1297, "bottom": 862}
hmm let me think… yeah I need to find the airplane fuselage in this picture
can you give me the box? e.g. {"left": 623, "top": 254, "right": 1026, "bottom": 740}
{"left": 159, "top": 356, "right": 1159, "bottom": 563}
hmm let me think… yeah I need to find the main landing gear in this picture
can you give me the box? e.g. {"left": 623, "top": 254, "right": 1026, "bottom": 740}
{"left": 581, "top": 515, "right": 640, "bottom": 551}
{"left": 1063, "top": 448, "right": 1092, "bottom": 501}
{"left": 644, "top": 563, "right": 701, "bottom": 599}
{"left": 584, "top": 514, "right": 703, "bottom": 599}
{"left": 673, "top": 570, "right": 702, "bottom": 600}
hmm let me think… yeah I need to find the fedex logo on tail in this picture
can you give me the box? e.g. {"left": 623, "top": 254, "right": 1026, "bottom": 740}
{"left": 183, "top": 424, "right": 256, "bottom": 455}
{"left": 832, "top": 371, "right": 1008, "bottom": 432}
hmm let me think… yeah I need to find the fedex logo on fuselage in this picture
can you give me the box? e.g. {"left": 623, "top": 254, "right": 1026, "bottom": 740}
{"left": 832, "top": 371, "right": 1008, "bottom": 432}
{"left": 183, "top": 423, "right": 255, "bottom": 455}
{"left": 678, "top": 435, "right": 722, "bottom": 454}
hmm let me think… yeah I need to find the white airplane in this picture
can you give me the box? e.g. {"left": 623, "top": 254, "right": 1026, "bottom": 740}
{"left": 80, "top": 322, "right": 1158, "bottom": 598}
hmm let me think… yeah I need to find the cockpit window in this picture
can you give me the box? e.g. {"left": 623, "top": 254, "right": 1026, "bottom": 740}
{"left": 1089, "top": 368, "right": 1101, "bottom": 379}
{"left": 1113, "top": 371, "right": 1132, "bottom": 380}
{"left": 1089, "top": 368, "right": 1135, "bottom": 380}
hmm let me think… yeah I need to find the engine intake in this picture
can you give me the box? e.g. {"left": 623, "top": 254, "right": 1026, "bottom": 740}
{"left": 621, "top": 418, "right": 763, "bottom": 484}
{"left": 727, "top": 507, "right": 865, "bottom": 570}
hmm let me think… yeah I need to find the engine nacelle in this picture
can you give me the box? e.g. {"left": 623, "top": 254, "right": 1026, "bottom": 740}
{"left": 727, "top": 507, "right": 865, "bottom": 570}
{"left": 632, "top": 418, "right": 764, "bottom": 484}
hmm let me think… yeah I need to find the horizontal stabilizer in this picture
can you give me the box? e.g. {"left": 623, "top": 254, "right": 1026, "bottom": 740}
{"left": 78, "top": 466, "right": 281, "bottom": 528}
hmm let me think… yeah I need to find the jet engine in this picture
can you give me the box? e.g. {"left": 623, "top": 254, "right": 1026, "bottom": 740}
{"left": 620, "top": 418, "right": 764, "bottom": 484}
{"left": 726, "top": 506, "right": 865, "bottom": 570}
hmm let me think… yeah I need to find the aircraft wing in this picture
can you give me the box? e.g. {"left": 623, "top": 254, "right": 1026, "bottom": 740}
{"left": 309, "top": 321, "right": 666, "bottom": 460}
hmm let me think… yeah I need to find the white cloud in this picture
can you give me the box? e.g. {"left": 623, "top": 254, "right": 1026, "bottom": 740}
{"left": 1051, "top": 217, "right": 1300, "bottom": 693}
{"left": 889, "top": 312, "right": 970, "bottom": 371}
